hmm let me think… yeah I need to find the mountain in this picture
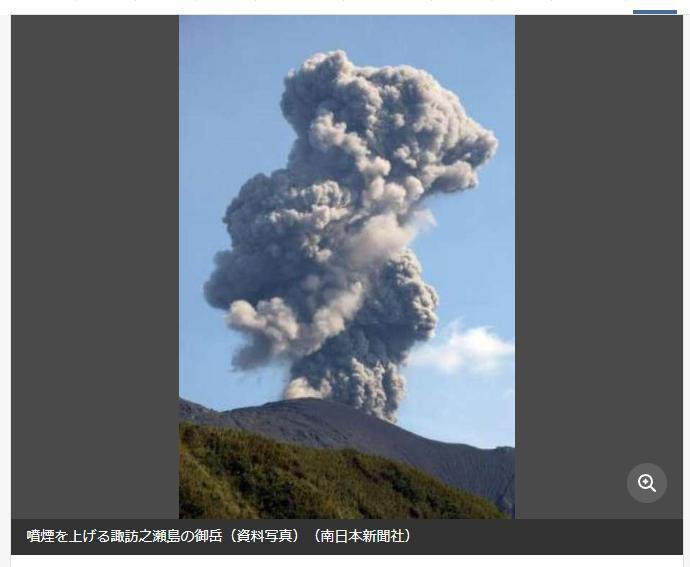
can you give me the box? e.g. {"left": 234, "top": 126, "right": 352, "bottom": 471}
{"left": 179, "top": 397, "right": 514, "bottom": 516}
{"left": 180, "top": 422, "right": 505, "bottom": 519}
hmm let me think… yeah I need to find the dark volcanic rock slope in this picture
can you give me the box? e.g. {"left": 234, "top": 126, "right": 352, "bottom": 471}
{"left": 179, "top": 397, "right": 514, "bottom": 516}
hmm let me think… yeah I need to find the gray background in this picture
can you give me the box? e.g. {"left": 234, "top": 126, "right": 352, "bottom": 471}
{"left": 12, "top": 15, "right": 682, "bottom": 522}
{"left": 12, "top": 16, "right": 179, "bottom": 518}
{"left": 515, "top": 16, "right": 682, "bottom": 518}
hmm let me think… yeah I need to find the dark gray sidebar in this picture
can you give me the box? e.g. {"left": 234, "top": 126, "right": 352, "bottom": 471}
{"left": 12, "top": 16, "right": 179, "bottom": 519}
{"left": 516, "top": 15, "right": 682, "bottom": 519}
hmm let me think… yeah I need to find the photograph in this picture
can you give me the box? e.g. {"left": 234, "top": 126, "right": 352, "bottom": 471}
{"left": 178, "top": 15, "right": 515, "bottom": 519}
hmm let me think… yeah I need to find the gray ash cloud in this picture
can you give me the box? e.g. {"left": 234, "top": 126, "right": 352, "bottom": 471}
{"left": 205, "top": 51, "right": 497, "bottom": 421}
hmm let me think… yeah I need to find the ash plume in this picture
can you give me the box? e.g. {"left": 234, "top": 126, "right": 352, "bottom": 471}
{"left": 205, "top": 51, "right": 497, "bottom": 421}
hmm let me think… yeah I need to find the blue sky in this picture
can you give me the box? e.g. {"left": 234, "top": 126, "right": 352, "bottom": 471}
{"left": 179, "top": 16, "right": 515, "bottom": 448}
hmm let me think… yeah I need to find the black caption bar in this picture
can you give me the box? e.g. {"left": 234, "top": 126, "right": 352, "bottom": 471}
{"left": 12, "top": 520, "right": 681, "bottom": 555}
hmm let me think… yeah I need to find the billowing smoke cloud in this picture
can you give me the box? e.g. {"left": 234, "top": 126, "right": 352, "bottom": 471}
{"left": 205, "top": 50, "right": 497, "bottom": 421}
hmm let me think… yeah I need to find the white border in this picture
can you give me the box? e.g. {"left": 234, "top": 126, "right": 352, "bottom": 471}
{"left": 3, "top": 0, "right": 689, "bottom": 16}
{"left": 11, "top": 553, "right": 680, "bottom": 567}
{"left": 2, "top": 11, "right": 12, "bottom": 567}
{"left": 682, "top": 14, "right": 688, "bottom": 566}
{"left": 6, "top": 555, "right": 687, "bottom": 567}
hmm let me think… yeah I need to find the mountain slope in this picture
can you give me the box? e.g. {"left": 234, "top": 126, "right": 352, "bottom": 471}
{"left": 179, "top": 397, "right": 514, "bottom": 516}
{"left": 180, "top": 422, "right": 506, "bottom": 519}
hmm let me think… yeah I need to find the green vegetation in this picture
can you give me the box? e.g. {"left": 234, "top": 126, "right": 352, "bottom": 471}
{"left": 180, "top": 422, "right": 506, "bottom": 519}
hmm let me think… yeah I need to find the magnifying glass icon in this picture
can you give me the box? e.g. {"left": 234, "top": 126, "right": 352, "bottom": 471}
{"left": 637, "top": 473, "right": 657, "bottom": 493}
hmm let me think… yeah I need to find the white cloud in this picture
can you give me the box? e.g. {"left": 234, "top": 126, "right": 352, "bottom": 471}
{"left": 410, "top": 320, "right": 515, "bottom": 376}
